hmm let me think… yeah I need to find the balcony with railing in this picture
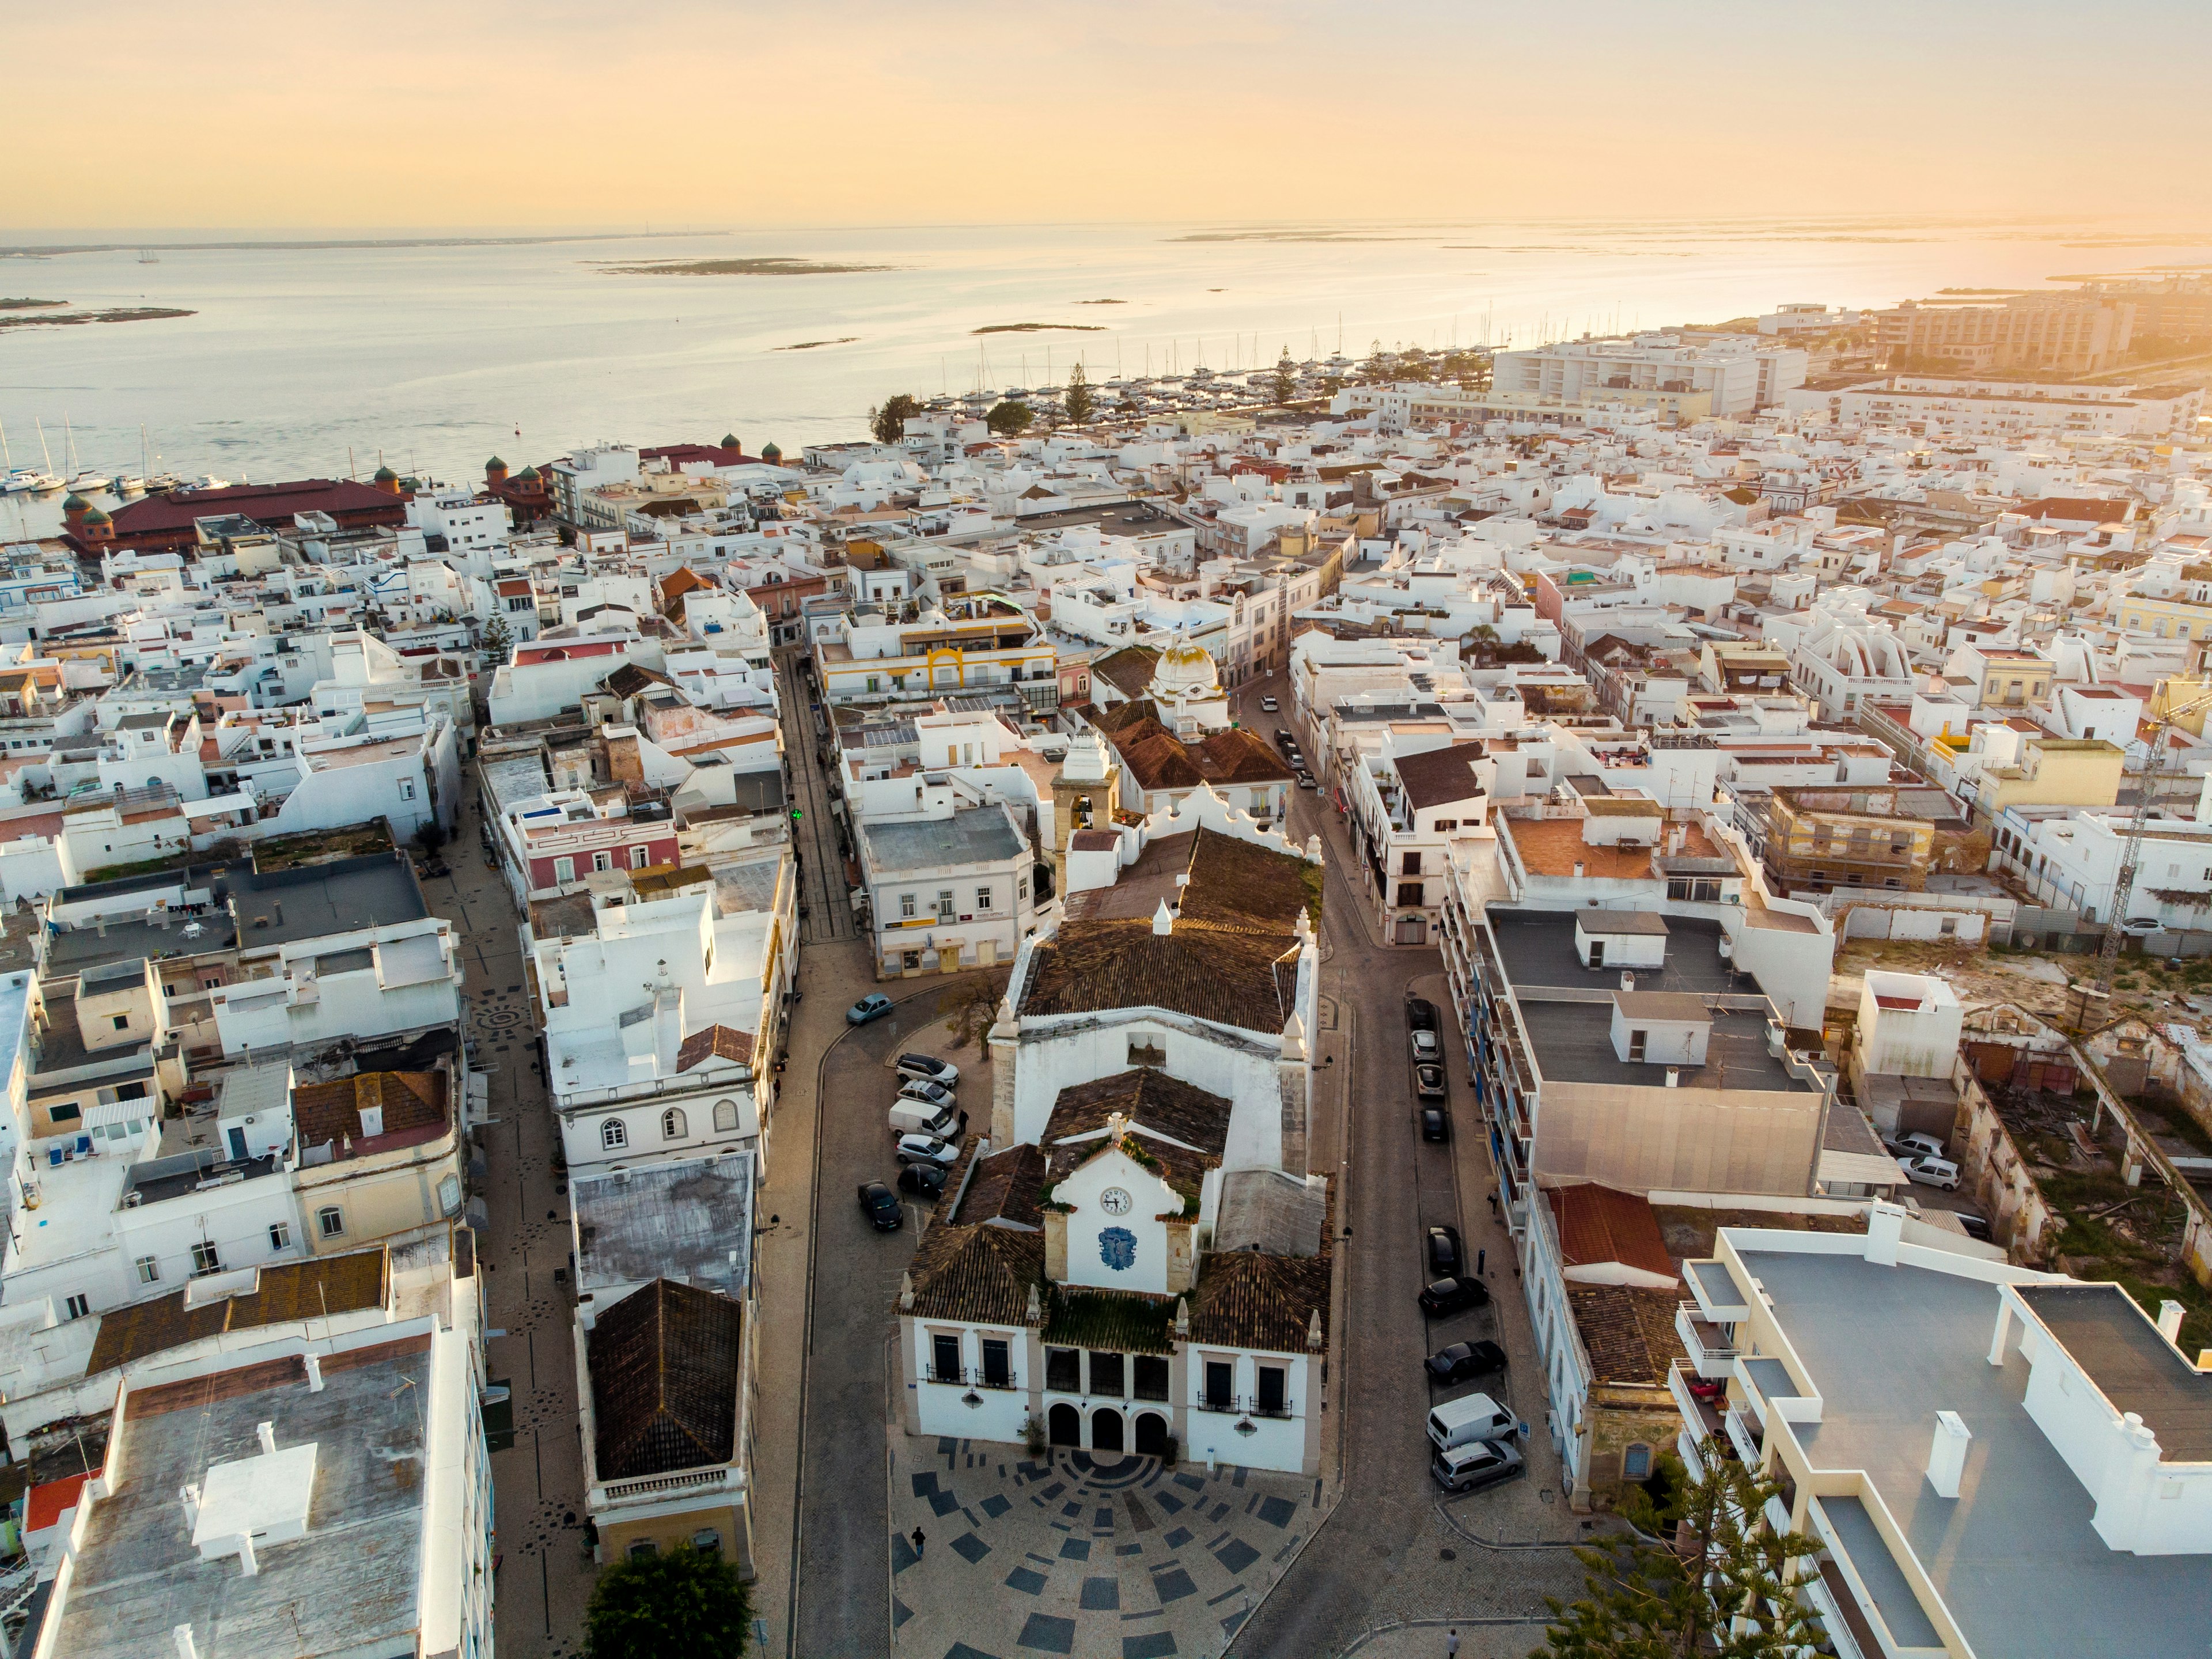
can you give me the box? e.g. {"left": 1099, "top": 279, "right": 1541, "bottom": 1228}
{"left": 1667, "top": 1358, "right": 1728, "bottom": 1447}
{"left": 929, "top": 1363, "right": 1018, "bottom": 1391}
{"left": 1675, "top": 1303, "right": 1740, "bottom": 1379}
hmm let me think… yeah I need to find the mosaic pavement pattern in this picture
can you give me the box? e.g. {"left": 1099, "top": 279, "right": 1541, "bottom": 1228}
{"left": 889, "top": 1434, "right": 1323, "bottom": 1659}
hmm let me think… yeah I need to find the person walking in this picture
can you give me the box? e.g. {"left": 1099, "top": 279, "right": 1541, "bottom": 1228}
{"left": 1445, "top": 1629, "right": 1460, "bottom": 1656}
{"left": 910, "top": 1527, "right": 926, "bottom": 1559}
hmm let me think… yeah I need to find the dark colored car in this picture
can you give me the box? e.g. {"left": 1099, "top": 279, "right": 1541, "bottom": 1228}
{"left": 1420, "top": 1105, "right": 1449, "bottom": 1143}
{"left": 1957, "top": 1211, "right": 1994, "bottom": 1243}
{"left": 1427, "top": 1225, "right": 1463, "bottom": 1277}
{"left": 1415, "top": 1063, "right": 1447, "bottom": 1101}
{"left": 1419, "top": 1275, "right": 1491, "bottom": 1317}
{"left": 857, "top": 1181, "right": 903, "bottom": 1230}
{"left": 897, "top": 1163, "right": 948, "bottom": 1198}
{"left": 847, "top": 993, "right": 894, "bottom": 1026}
{"left": 1407, "top": 997, "right": 1440, "bottom": 1032}
{"left": 1424, "top": 1339, "right": 1508, "bottom": 1382}
{"left": 895, "top": 1053, "right": 959, "bottom": 1086}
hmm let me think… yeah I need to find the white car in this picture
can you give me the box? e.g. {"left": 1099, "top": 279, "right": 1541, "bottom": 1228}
{"left": 895, "top": 1134, "right": 962, "bottom": 1169}
{"left": 1411, "top": 1029, "right": 1441, "bottom": 1062}
{"left": 1896, "top": 1153, "right": 1960, "bottom": 1191}
{"left": 1260, "top": 696, "right": 1279, "bottom": 712}
{"left": 1890, "top": 1132, "right": 1947, "bottom": 1162}
{"left": 897, "top": 1078, "right": 957, "bottom": 1112}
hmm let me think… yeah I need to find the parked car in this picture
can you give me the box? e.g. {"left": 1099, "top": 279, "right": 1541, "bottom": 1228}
{"left": 1298, "top": 775, "right": 1321, "bottom": 791}
{"left": 897, "top": 1162, "right": 948, "bottom": 1198}
{"left": 857, "top": 1181, "right": 903, "bottom": 1230}
{"left": 1415, "top": 1063, "right": 1448, "bottom": 1102}
{"left": 1275, "top": 729, "right": 1295, "bottom": 754}
{"left": 1407, "top": 997, "right": 1440, "bottom": 1032}
{"left": 847, "top": 993, "right": 894, "bottom": 1025}
{"left": 1888, "top": 1131, "right": 1947, "bottom": 1162}
{"left": 1956, "top": 1211, "right": 1994, "bottom": 1242}
{"left": 895, "top": 1133, "right": 962, "bottom": 1169}
{"left": 897, "top": 1078, "right": 958, "bottom": 1112}
{"left": 1430, "top": 1438, "right": 1525, "bottom": 1494}
{"left": 1411, "top": 1029, "right": 1441, "bottom": 1062}
{"left": 1427, "top": 1225, "right": 1464, "bottom": 1277}
{"left": 1260, "top": 695, "right": 1279, "bottom": 712}
{"left": 1423, "top": 1340, "right": 1506, "bottom": 1382}
{"left": 1419, "top": 1275, "right": 1490, "bottom": 1317}
{"left": 1426, "top": 1390, "right": 1514, "bottom": 1450}
{"left": 896, "top": 1054, "right": 960, "bottom": 1087}
{"left": 1420, "top": 1105, "right": 1449, "bottom": 1143}
{"left": 1897, "top": 1153, "right": 1961, "bottom": 1191}
{"left": 888, "top": 1101, "right": 963, "bottom": 1139}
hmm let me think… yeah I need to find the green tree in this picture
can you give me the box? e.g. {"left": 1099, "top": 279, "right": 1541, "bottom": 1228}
{"left": 870, "top": 393, "right": 923, "bottom": 445}
{"left": 1062, "top": 362, "right": 1095, "bottom": 425}
{"left": 1362, "top": 339, "right": 1391, "bottom": 381}
{"left": 1534, "top": 1454, "right": 1823, "bottom": 1659}
{"left": 1270, "top": 350, "right": 1297, "bottom": 406}
{"left": 585, "top": 1544, "right": 753, "bottom": 1659}
{"left": 479, "top": 613, "right": 513, "bottom": 667}
{"left": 1397, "top": 345, "right": 1433, "bottom": 382}
{"left": 986, "top": 400, "right": 1034, "bottom": 435}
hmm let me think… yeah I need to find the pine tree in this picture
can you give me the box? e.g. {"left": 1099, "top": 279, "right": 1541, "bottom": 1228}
{"left": 480, "top": 613, "right": 513, "bottom": 667}
{"left": 1062, "top": 362, "right": 1095, "bottom": 425}
{"left": 1270, "top": 350, "right": 1297, "bottom": 406}
{"left": 1534, "top": 1455, "right": 1825, "bottom": 1659}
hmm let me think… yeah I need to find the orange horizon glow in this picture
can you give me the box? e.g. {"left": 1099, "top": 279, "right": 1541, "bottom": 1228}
{"left": 10, "top": 0, "right": 2212, "bottom": 233}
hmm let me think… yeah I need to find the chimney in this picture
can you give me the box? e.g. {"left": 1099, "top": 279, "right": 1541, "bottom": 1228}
{"left": 358, "top": 1105, "right": 384, "bottom": 1139}
{"left": 1865, "top": 1199, "right": 1906, "bottom": 1267}
{"left": 173, "top": 1628, "right": 199, "bottom": 1659}
{"left": 180, "top": 1482, "right": 202, "bottom": 1529}
{"left": 1665, "top": 1068, "right": 1680, "bottom": 1088}
{"left": 1925, "top": 1410, "right": 1971, "bottom": 1498}
{"left": 1571, "top": 861, "right": 1585, "bottom": 879}
{"left": 2157, "top": 1301, "right": 2185, "bottom": 1344}
{"left": 303, "top": 1353, "right": 324, "bottom": 1392}
{"left": 1152, "top": 898, "right": 1175, "bottom": 937}
{"left": 1620, "top": 970, "right": 1635, "bottom": 994}
{"left": 256, "top": 1421, "right": 276, "bottom": 1456}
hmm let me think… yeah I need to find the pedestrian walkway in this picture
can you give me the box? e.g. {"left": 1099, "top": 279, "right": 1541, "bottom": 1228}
{"left": 889, "top": 1433, "right": 1319, "bottom": 1659}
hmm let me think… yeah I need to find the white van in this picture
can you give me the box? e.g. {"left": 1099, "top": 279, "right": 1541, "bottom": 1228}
{"left": 888, "top": 1102, "right": 963, "bottom": 1139}
{"left": 1426, "top": 1392, "right": 1514, "bottom": 1453}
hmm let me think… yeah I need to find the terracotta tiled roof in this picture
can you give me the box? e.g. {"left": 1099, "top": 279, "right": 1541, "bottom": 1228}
{"left": 587, "top": 1278, "right": 742, "bottom": 1480}
{"left": 1566, "top": 1283, "right": 1685, "bottom": 1385}
{"left": 1187, "top": 1243, "right": 1332, "bottom": 1355}
{"left": 1391, "top": 741, "right": 1490, "bottom": 812}
{"left": 903, "top": 1222, "right": 1044, "bottom": 1325}
{"left": 1021, "top": 917, "right": 1299, "bottom": 1031}
{"left": 676, "top": 1024, "right": 755, "bottom": 1072}
{"left": 87, "top": 1248, "right": 389, "bottom": 1376}
{"left": 1546, "top": 1184, "right": 1679, "bottom": 1283}
{"left": 1090, "top": 645, "right": 1162, "bottom": 700}
{"left": 949, "top": 1141, "right": 1050, "bottom": 1228}
{"left": 1096, "top": 702, "right": 1293, "bottom": 793}
{"left": 1022, "top": 829, "right": 1313, "bottom": 1031}
{"left": 1043, "top": 1069, "right": 1232, "bottom": 1161}
{"left": 291, "top": 1071, "right": 446, "bottom": 1151}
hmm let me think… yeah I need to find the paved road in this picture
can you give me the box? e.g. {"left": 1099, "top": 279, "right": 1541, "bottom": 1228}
{"left": 1226, "top": 673, "right": 1574, "bottom": 1658}
{"left": 791, "top": 982, "right": 970, "bottom": 1658}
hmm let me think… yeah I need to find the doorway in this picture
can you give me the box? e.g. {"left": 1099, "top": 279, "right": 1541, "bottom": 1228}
{"left": 1090, "top": 1407, "right": 1124, "bottom": 1453}
{"left": 1134, "top": 1412, "right": 1168, "bottom": 1456}
{"left": 1048, "top": 1403, "right": 1081, "bottom": 1446}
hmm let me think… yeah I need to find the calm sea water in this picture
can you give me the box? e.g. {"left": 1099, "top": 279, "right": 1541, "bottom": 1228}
{"left": 4, "top": 217, "right": 2208, "bottom": 537}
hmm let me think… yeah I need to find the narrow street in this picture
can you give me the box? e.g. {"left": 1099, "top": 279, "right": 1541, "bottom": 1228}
{"left": 1225, "top": 676, "right": 1585, "bottom": 1659}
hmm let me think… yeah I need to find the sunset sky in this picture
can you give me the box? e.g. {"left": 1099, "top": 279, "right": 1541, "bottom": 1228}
{"left": 12, "top": 0, "right": 2212, "bottom": 231}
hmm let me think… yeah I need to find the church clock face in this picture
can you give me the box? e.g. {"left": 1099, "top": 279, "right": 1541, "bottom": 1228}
{"left": 1099, "top": 1187, "right": 1133, "bottom": 1215}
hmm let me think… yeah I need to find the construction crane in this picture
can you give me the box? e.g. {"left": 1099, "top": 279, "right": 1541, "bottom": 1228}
{"left": 2089, "top": 683, "right": 2212, "bottom": 996}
